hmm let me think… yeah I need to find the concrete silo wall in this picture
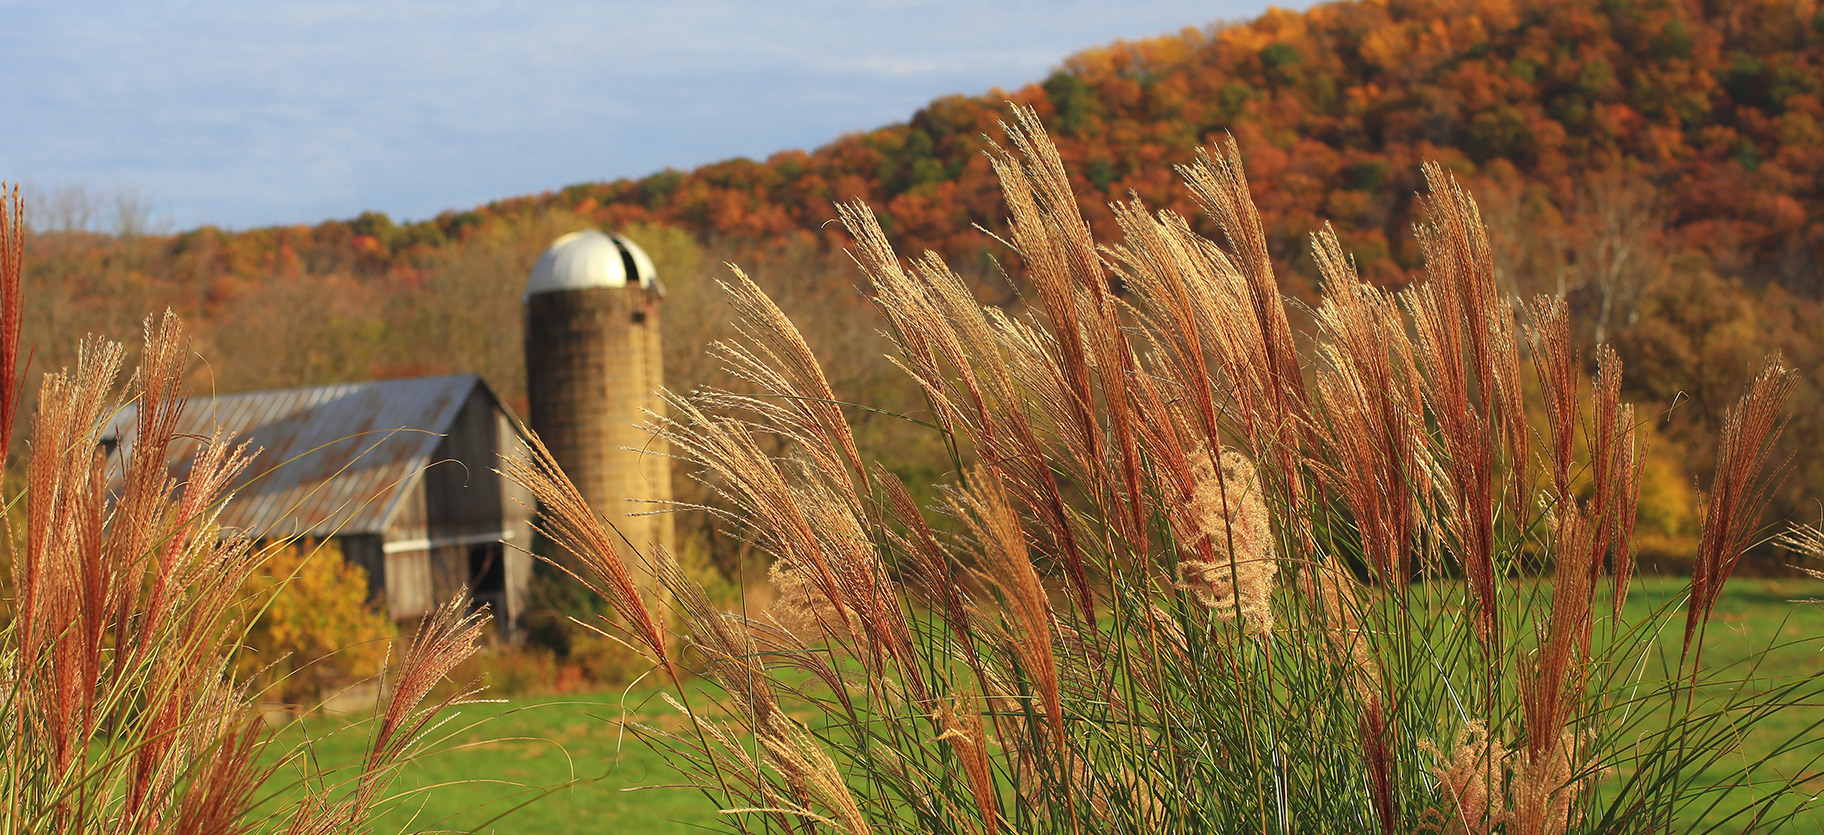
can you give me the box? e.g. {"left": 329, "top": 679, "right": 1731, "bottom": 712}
{"left": 523, "top": 286, "right": 674, "bottom": 569}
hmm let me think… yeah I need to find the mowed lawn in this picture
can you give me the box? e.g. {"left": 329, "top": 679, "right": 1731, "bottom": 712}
{"left": 260, "top": 577, "right": 1824, "bottom": 833}
{"left": 1618, "top": 577, "right": 1824, "bottom": 832}
{"left": 259, "top": 685, "right": 721, "bottom": 833}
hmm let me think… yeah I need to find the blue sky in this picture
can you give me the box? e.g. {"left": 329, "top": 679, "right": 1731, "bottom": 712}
{"left": 2, "top": 1, "right": 1297, "bottom": 230}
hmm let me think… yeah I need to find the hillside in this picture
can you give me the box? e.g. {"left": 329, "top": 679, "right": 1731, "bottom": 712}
{"left": 391, "top": 0, "right": 1824, "bottom": 291}
{"left": 16, "top": 0, "right": 1824, "bottom": 563}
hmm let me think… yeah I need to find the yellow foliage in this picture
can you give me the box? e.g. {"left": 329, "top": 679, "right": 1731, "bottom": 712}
{"left": 1633, "top": 424, "right": 1701, "bottom": 566}
{"left": 239, "top": 539, "right": 396, "bottom": 704}
{"left": 620, "top": 220, "right": 706, "bottom": 286}
{"left": 1514, "top": 358, "right": 1699, "bottom": 570}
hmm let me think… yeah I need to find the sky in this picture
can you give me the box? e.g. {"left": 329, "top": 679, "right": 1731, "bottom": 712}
{"left": 1, "top": 1, "right": 1300, "bottom": 231}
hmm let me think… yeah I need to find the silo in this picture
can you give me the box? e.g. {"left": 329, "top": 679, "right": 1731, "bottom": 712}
{"left": 522, "top": 230, "right": 674, "bottom": 569}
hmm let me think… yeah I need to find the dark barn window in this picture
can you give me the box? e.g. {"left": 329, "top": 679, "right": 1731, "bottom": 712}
{"left": 468, "top": 543, "right": 506, "bottom": 596}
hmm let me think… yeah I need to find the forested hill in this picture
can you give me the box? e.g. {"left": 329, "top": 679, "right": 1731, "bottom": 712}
{"left": 404, "top": 0, "right": 1823, "bottom": 291}
{"left": 34, "top": 0, "right": 1824, "bottom": 301}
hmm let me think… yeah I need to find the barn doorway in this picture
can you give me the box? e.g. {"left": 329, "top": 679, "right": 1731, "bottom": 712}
{"left": 467, "top": 542, "right": 507, "bottom": 614}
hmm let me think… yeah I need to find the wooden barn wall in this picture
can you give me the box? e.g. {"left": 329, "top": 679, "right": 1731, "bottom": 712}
{"left": 384, "top": 549, "right": 432, "bottom": 620}
{"left": 376, "top": 386, "right": 536, "bottom": 629}
{"left": 497, "top": 410, "right": 535, "bottom": 630}
{"left": 387, "top": 471, "right": 429, "bottom": 545}
{"left": 429, "top": 544, "right": 471, "bottom": 604}
{"left": 367, "top": 386, "right": 537, "bottom": 629}
{"left": 424, "top": 389, "right": 506, "bottom": 539}
{"left": 380, "top": 476, "right": 433, "bottom": 620}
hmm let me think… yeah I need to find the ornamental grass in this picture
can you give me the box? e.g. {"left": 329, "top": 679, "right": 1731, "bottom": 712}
{"left": 511, "top": 108, "right": 1821, "bottom": 834}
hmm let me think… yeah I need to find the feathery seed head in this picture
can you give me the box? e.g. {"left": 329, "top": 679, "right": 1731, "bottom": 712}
{"left": 1424, "top": 721, "right": 1513, "bottom": 835}
{"left": 1175, "top": 446, "right": 1276, "bottom": 634}
{"left": 766, "top": 555, "right": 861, "bottom": 641}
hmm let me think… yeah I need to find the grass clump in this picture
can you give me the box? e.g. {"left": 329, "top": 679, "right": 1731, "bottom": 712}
{"left": 508, "top": 107, "right": 1824, "bottom": 834}
{"left": 0, "top": 183, "right": 488, "bottom": 834}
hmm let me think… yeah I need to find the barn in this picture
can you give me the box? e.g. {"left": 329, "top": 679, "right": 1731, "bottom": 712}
{"left": 102, "top": 373, "right": 535, "bottom": 629}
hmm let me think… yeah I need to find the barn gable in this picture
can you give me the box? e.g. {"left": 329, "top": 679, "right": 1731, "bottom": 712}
{"left": 102, "top": 374, "right": 534, "bottom": 626}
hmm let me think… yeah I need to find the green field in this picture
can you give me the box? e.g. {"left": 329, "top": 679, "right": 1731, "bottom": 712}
{"left": 1627, "top": 578, "right": 1824, "bottom": 832}
{"left": 259, "top": 685, "right": 719, "bottom": 834}
{"left": 261, "top": 577, "right": 1824, "bottom": 833}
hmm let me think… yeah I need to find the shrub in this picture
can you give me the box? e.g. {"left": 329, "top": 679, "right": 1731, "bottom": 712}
{"left": 447, "top": 645, "right": 561, "bottom": 698}
{"left": 507, "top": 108, "right": 1823, "bottom": 833}
{"left": 238, "top": 538, "right": 396, "bottom": 704}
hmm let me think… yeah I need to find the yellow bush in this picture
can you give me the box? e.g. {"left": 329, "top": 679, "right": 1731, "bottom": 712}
{"left": 1634, "top": 428, "right": 1701, "bottom": 567}
{"left": 239, "top": 539, "right": 396, "bottom": 704}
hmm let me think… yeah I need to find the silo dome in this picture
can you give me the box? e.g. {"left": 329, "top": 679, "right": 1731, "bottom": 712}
{"left": 524, "top": 229, "right": 659, "bottom": 296}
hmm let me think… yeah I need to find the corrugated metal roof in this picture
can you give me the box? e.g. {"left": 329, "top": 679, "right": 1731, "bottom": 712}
{"left": 103, "top": 373, "right": 488, "bottom": 539}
